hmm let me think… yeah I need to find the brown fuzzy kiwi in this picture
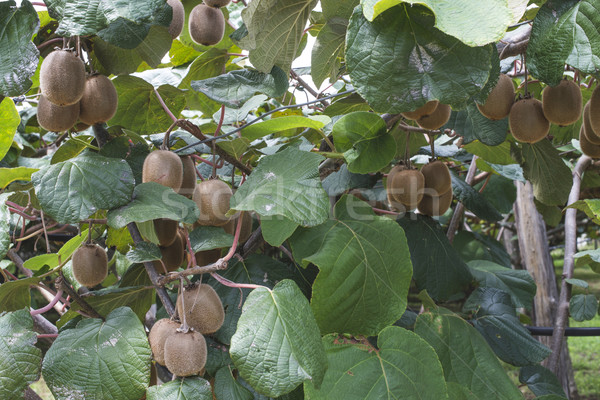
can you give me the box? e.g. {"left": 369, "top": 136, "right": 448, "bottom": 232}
{"left": 386, "top": 165, "right": 425, "bottom": 211}
{"left": 583, "top": 102, "right": 600, "bottom": 145}
{"left": 477, "top": 74, "right": 515, "bottom": 120}
{"left": 580, "top": 125, "right": 600, "bottom": 158}
{"left": 420, "top": 160, "right": 451, "bottom": 196}
{"left": 163, "top": 331, "right": 207, "bottom": 377}
{"left": 195, "top": 248, "right": 221, "bottom": 266}
{"left": 142, "top": 150, "right": 184, "bottom": 191}
{"left": 177, "top": 283, "right": 225, "bottom": 334}
{"left": 40, "top": 50, "right": 86, "bottom": 106}
{"left": 72, "top": 243, "right": 108, "bottom": 287}
{"left": 401, "top": 100, "right": 439, "bottom": 120}
{"left": 542, "top": 79, "right": 582, "bottom": 126}
{"left": 417, "top": 188, "right": 453, "bottom": 217}
{"left": 509, "top": 98, "right": 550, "bottom": 143}
{"left": 167, "top": 0, "right": 185, "bottom": 38}
{"left": 589, "top": 85, "right": 600, "bottom": 135}
{"left": 37, "top": 95, "right": 79, "bottom": 132}
{"left": 178, "top": 156, "right": 196, "bottom": 198}
{"left": 193, "top": 179, "right": 233, "bottom": 226}
{"left": 154, "top": 218, "right": 178, "bottom": 247}
{"left": 417, "top": 103, "right": 452, "bottom": 130}
{"left": 78, "top": 75, "right": 118, "bottom": 125}
{"left": 160, "top": 230, "right": 185, "bottom": 271}
{"left": 148, "top": 318, "right": 180, "bottom": 365}
{"left": 189, "top": 4, "right": 225, "bottom": 46}
{"left": 204, "top": 0, "right": 231, "bottom": 7}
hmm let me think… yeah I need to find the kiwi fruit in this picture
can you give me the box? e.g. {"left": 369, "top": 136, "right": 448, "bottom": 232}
{"left": 167, "top": 0, "right": 185, "bottom": 38}
{"left": 40, "top": 50, "right": 86, "bottom": 106}
{"left": 204, "top": 0, "right": 231, "bottom": 7}
{"left": 72, "top": 243, "right": 108, "bottom": 287}
{"left": 193, "top": 179, "right": 233, "bottom": 226}
{"left": 542, "top": 79, "right": 582, "bottom": 126}
{"left": 223, "top": 212, "right": 252, "bottom": 242}
{"left": 154, "top": 218, "right": 179, "bottom": 247}
{"left": 401, "top": 100, "right": 439, "bottom": 120}
{"left": 417, "top": 188, "right": 453, "bottom": 217}
{"left": 160, "top": 230, "right": 185, "bottom": 272}
{"left": 142, "top": 150, "right": 184, "bottom": 191}
{"left": 164, "top": 330, "right": 207, "bottom": 377}
{"left": 509, "top": 98, "right": 550, "bottom": 143}
{"left": 386, "top": 165, "right": 425, "bottom": 211}
{"left": 178, "top": 156, "right": 197, "bottom": 198}
{"left": 580, "top": 125, "right": 600, "bottom": 158}
{"left": 420, "top": 160, "right": 451, "bottom": 196}
{"left": 189, "top": 4, "right": 225, "bottom": 46}
{"left": 589, "top": 85, "right": 600, "bottom": 135}
{"left": 148, "top": 318, "right": 180, "bottom": 365}
{"left": 177, "top": 283, "right": 225, "bottom": 334}
{"left": 583, "top": 102, "right": 600, "bottom": 145}
{"left": 477, "top": 74, "right": 515, "bottom": 120}
{"left": 37, "top": 95, "right": 79, "bottom": 132}
{"left": 417, "top": 103, "right": 452, "bottom": 130}
{"left": 195, "top": 249, "right": 221, "bottom": 266}
{"left": 78, "top": 75, "right": 118, "bottom": 125}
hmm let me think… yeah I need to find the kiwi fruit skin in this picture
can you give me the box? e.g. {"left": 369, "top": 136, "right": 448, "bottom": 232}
{"left": 72, "top": 244, "right": 108, "bottom": 287}
{"left": 386, "top": 166, "right": 425, "bottom": 211}
{"left": 401, "top": 100, "right": 439, "bottom": 120}
{"left": 589, "top": 86, "right": 600, "bottom": 135}
{"left": 189, "top": 4, "right": 225, "bottom": 46}
{"left": 193, "top": 179, "right": 233, "bottom": 226}
{"left": 148, "top": 318, "right": 180, "bottom": 365}
{"left": 204, "top": 0, "right": 231, "bottom": 7}
{"left": 177, "top": 283, "right": 225, "bottom": 334}
{"left": 78, "top": 75, "right": 118, "bottom": 125}
{"left": 542, "top": 79, "right": 582, "bottom": 126}
{"left": 580, "top": 125, "right": 600, "bottom": 158}
{"left": 142, "top": 150, "right": 184, "bottom": 191}
{"left": 160, "top": 230, "right": 185, "bottom": 272}
{"left": 417, "top": 103, "right": 452, "bottom": 130}
{"left": 37, "top": 95, "right": 79, "bottom": 132}
{"left": 40, "top": 50, "right": 86, "bottom": 106}
{"left": 178, "top": 156, "right": 196, "bottom": 198}
{"left": 195, "top": 249, "right": 221, "bottom": 266}
{"left": 164, "top": 331, "right": 207, "bottom": 377}
{"left": 167, "top": 0, "right": 185, "bottom": 38}
{"left": 154, "top": 218, "right": 179, "bottom": 247}
{"left": 509, "top": 98, "right": 550, "bottom": 143}
{"left": 417, "top": 188, "right": 453, "bottom": 217}
{"left": 583, "top": 102, "right": 600, "bottom": 145}
{"left": 477, "top": 74, "right": 515, "bottom": 120}
{"left": 420, "top": 160, "right": 451, "bottom": 196}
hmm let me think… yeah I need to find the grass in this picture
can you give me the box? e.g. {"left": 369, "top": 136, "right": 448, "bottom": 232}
{"left": 569, "top": 315, "right": 600, "bottom": 399}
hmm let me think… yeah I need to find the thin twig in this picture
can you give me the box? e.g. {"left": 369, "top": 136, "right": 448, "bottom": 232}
{"left": 57, "top": 273, "right": 103, "bottom": 319}
{"left": 154, "top": 89, "right": 177, "bottom": 122}
{"left": 447, "top": 156, "right": 478, "bottom": 242}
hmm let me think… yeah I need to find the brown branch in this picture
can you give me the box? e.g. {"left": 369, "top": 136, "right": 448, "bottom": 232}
{"left": 447, "top": 155, "right": 478, "bottom": 242}
{"left": 57, "top": 273, "right": 103, "bottom": 319}
{"left": 497, "top": 24, "right": 531, "bottom": 60}
{"left": 548, "top": 155, "right": 592, "bottom": 373}
{"left": 157, "top": 262, "right": 226, "bottom": 286}
{"left": 290, "top": 70, "right": 329, "bottom": 107}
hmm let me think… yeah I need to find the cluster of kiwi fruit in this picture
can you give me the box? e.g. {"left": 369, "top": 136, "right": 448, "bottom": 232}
{"left": 71, "top": 243, "right": 108, "bottom": 287}
{"left": 37, "top": 49, "right": 118, "bottom": 133}
{"left": 579, "top": 87, "right": 600, "bottom": 158}
{"left": 386, "top": 160, "right": 452, "bottom": 216}
{"left": 166, "top": 0, "right": 229, "bottom": 46}
{"left": 401, "top": 100, "right": 452, "bottom": 130}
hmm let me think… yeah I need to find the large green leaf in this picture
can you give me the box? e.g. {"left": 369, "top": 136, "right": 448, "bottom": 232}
{"left": 574, "top": 249, "right": 600, "bottom": 274}
{"left": 191, "top": 66, "right": 288, "bottom": 108}
{"left": 304, "top": 326, "right": 448, "bottom": 399}
{"left": 146, "top": 377, "right": 213, "bottom": 400}
{"left": 360, "top": 0, "right": 511, "bottom": 46}
{"left": 527, "top": 0, "right": 600, "bottom": 86}
{"left": 443, "top": 104, "right": 508, "bottom": 146}
{"left": 189, "top": 226, "right": 233, "bottom": 252}
{"left": 43, "top": 307, "right": 151, "bottom": 400}
{"left": 415, "top": 308, "right": 523, "bottom": 399}
{"left": 0, "top": 167, "right": 38, "bottom": 188}
{"left": 311, "top": 17, "right": 347, "bottom": 87}
{"left": 107, "top": 182, "right": 200, "bottom": 229}
{"left": 230, "top": 147, "right": 329, "bottom": 227}
{"left": 242, "top": 116, "right": 329, "bottom": 141}
{"left": 0, "top": 309, "right": 42, "bottom": 399}
{"left": 0, "top": 1, "right": 39, "bottom": 97}
{"left": 260, "top": 216, "right": 299, "bottom": 247}
{"left": 0, "top": 98, "right": 20, "bottom": 161}
{"left": 331, "top": 112, "right": 395, "bottom": 173}
{"left": 570, "top": 294, "right": 599, "bottom": 322}
{"left": 230, "top": 280, "right": 327, "bottom": 398}
{"left": 346, "top": 4, "right": 495, "bottom": 113}
{"left": 22, "top": 229, "right": 88, "bottom": 272}
{"left": 397, "top": 214, "right": 473, "bottom": 301}
{"left": 233, "top": 0, "right": 319, "bottom": 73}
{"left": 126, "top": 242, "right": 161, "bottom": 263}
{"left": 32, "top": 152, "right": 134, "bottom": 224}
{"left": 568, "top": 199, "right": 600, "bottom": 225}
{"left": 0, "top": 277, "right": 40, "bottom": 313}
{"left": 109, "top": 76, "right": 186, "bottom": 134}
{"left": 214, "top": 367, "right": 254, "bottom": 400}
{"left": 519, "top": 365, "right": 567, "bottom": 398}
{"left": 290, "top": 195, "right": 412, "bottom": 335}
{"left": 46, "top": 0, "right": 171, "bottom": 49}
{"left": 68, "top": 285, "right": 154, "bottom": 323}
{"left": 451, "top": 171, "right": 502, "bottom": 222}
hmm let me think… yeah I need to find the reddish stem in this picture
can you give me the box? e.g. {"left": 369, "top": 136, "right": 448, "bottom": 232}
{"left": 154, "top": 89, "right": 177, "bottom": 122}
{"left": 37, "top": 334, "right": 59, "bottom": 339}
{"left": 31, "top": 289, "right": 64, "bottom": 316}
{"left": 8, "top": 208, "right": 37, "bottom": 220}
{"left": 372, "top": 207, "right": 399, "bottom": 215}
{"left": 215, "top": 105, "right": 226, "bottom": 136}
{"left": 210, "top": 272, "right": 264, "bottom": 290}
{"left": 31, "top": 2, "right": 47, "bottom": 6}
{"left": 36, "top": 37, "right": 62, "bottom": 50}
{"left": 190, "top": 154, "right": 218, "bottom": 167}
{"left": 183, "top": 229, "right": 197, "bottom": 269}
{"left": 222, "top": 211, "right": 244, "bottom": 263}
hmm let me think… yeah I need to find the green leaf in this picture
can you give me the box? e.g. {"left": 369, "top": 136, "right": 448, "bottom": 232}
{"left": 107, "top": 182, "right": 200, "bottom": 229}
{"left": 446, "top": 383, "right": 479, "bottom": 400}
{"left": 570, "top": 294, "right": 599, "bottom": 322}
{"left": 0, "top": 1, "right": 39, "bottom": 96}
{"left": 215, "top": 94, "right": 268, "bottom": 125}
{"left": 304, "top": 326, "right": 448, "bottom": 399}
{"left": 568, "top": 199, "right": 600, "bottom": 224}
{"left": 230, "top": 280, "right": 327, "bottom": 398}
{"left": 50, "top": 136, "right": 94, "bottom": 164}
{"left": 260, "top": 216, "right": 299, "bottom": 247}
{"left": 32, "top": 152, "right": 134, "bottom": 224}
{"left": 519, "top": 365, "right": 567, "bottom": 398}
{"left": 191, "top": 66, "right": 288, "bottom": 108}
{"left": 0, "top": 309, "right": 42, "bottom": 399}
{"left": 415, "top": 308, "right": 523, "bottom": 399}
{"left": 397, "top": 214, "right": 473, "bottom": 302}
{"left": 444, "top": 104, "right": 508, "bottom": 146}
{"left": 311, "top": 17, "right": 347, "bottom": 87}
{"left": 477, "top": 174, "right": 517, "bottom": 215}
{"left": 331, "top": 112, "right": 395, "bottom": 173}
{"left": 527, "top": 0, "right": 600, "bottom": 86}
{"left": 67, "top": 285, "right": 154, "bottom": 323}
{"left": 565, "top": 278, "right": 589, "bottom": 289}
{"left": 242, "top": 116, "right": 330, "bottom": 141}
{"left": 146, "top": 377, "right": 213, "bottom": 400}
{"left": 230, "top": 147, "right": 329, "bottom": 227}
{"left": 321, "top": 164, "right": 378, "bottom": 197}
{"left": 323, "top": 93, "right": 371, "bottom": 117}
{"left": 126, "top": 241, "right": 161, "bottom": 263}
{"left": 451, "top": 171, "right": 502, "bottom": 221}
{"left": 346, "top": 4, "right": 495, "bottom": 113}
{"left": 234, "top": 0, "right": 319, "bottom": 73}
{"left": 0, "top": 277, "right": 40, "bottom": 313}
{"left": 0, "top": 98, "right": 20, "bottom": 160}
{"left": 22, "top": 227, "right": 88, "bottom": 271}
{"left": 214, "top": 367, "right": 254, "bottom": 400}
{"left": 466, "top": 141, "right": 516, "bottom": 166}
{"left": 110, "top": 76, "right": 186, "bottom": 134}
{"left": 290, "top": 195, "right": 412, "bottom": 335}
{"left": 520, "top": 141, "right": 572, "bottom": 206}
{"left": 574, "top": 249, "right": 600, "bottom": 274}
{"left": 360, "top": 0, "right": 511, "bottom": 46}
{"left": 189, "top": 226, "right": 233, "bottom": 252}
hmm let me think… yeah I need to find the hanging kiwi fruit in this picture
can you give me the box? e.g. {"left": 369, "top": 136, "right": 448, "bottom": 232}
{"left": 142, "top": 150, "right": 184, "bottom": 191}
{"left": 39, "top": 49, "right": 86, "bottom": 106}
{"left": 386, "top": 165, "right": 425, "bottom": 211}
{"left": 401, "top": 100, "right": 439, "bottom": 121}
{"left": 223, "top": 211, "right": 253, "bottom": 242}
{"left": 417, "top": 189, "right": 453, "bottom": 217}
{"left": 509, "top": 97, "right": 550, "bottom": 143}
{"left": 193, "top": 179, "right": 233, "bottom": 226}
{"left": 579, "top": 124, "right": 600, "bottom": 158}
{"left": 154, "top": 218, "right": 179, "bottom": 247}
{"left": 588, "top": 85, "right": 600, "bottom": 135}
{"left": 163, "top": 330, "right": 207, "bottom": 377}
{"left": 178, "top": 156, "right": 197, "bottom": 198}
{"left": 195, "top": 248, "right": 221, "bottom": 266}
{"left": 160, "top": 230, "right": 186, "bottom": 271}
{"left": 204, "top": 0, "right": 231, "bottom": 7}
{"left": 176, "top": 283, "right": 225, "bottom": 334}
{"left": 417, "top": 103, "right": 451, "bottom": 130}
{"left": 476, "top": 74, "right": 515, "bottom": 120}
{"left": 582, "top": 102, "right": 600, "bottom": 145}
{"left": 148, "top": 318, "right": 180, "bottom": 365}
{"left": 37, "top": 95, "right": 80, "bottom": 132}
{"left": 71, "top": 243, "right": 108, "bottom": 287}
{"left": 541, "top": 79, "right": 582, "bottom": 126}
{"left": 167, "top": 0, "right": 185, "bottom": 38}
{"left": 78, "top": 74, "right": 118, "bottom": 125}
{"left": 420, "top": 160, "right": 452, "bottom": 197}
{"left": 189, "top": 4, "right": 225, "bottom": 46}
